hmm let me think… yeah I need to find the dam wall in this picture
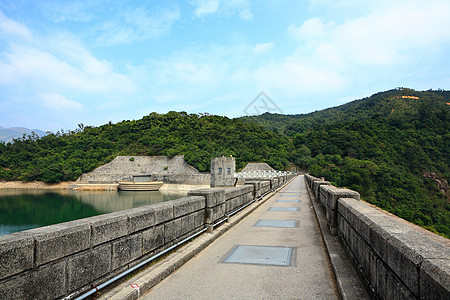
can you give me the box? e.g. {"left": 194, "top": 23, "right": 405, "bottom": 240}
{"left": 0, "top": 175, "right": 294, "bottom": 299}
{"left": 305, "top": 174, "right": 450, "bottom": 299}
{"left": 77, "top": 155, "right": 210, "bottom": 185}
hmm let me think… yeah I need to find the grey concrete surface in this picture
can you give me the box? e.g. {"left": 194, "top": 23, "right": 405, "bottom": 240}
{"left": 142, "top": 176, "right": 339, "bottom": 299}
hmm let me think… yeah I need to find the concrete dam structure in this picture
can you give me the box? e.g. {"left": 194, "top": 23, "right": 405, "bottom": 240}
{"left": 77, "top": 155, "right": 210, "bottom": 185}
{"left": 0, "top": 172, "right": 448, "bottom": 299}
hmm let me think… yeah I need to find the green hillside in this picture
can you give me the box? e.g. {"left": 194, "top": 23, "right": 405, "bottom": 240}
{"left": 0, "top": 112, "right": 293, "bottom": 183}
{"left": 245, "top": 88, "right": 450, "bottom": 237}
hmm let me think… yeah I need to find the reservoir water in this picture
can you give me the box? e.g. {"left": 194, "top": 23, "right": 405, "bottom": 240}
{"left": 0, "top": 189, "right": 187, "bottom": 236}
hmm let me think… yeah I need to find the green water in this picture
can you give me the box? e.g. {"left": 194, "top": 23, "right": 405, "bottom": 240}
{"left": 0, "top": 189, "right": 187, "bottom": 236}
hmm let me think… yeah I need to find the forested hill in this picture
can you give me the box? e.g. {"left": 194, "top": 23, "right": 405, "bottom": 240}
{"left": 0, "top": 112, "right": 293, "bottom": 183}
{"left": 243, "top": 88, "right": 449, "bottom": 238}
{"left": 241, "top": 88, "right": 450, "bottom": 134}
{"left": 0, "top": 88, "right": 448, "bottom": 237}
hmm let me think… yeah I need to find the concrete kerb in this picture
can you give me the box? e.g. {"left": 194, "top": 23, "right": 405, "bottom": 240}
{"left": 99, "top": 176, "right": 297, "bottom": 300}
{"left": 305, "top": 177, "right": 370, "bottom": 300}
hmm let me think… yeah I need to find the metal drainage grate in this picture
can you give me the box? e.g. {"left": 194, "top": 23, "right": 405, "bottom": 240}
{"left": 254, "top": 219, "right": 299, "bottom": 228}
{"left": 276, "top": 200, "right": 300, "bottom": 203}
{"left": 223, "top": 245, "right": 293, "bottom": 266}
{"left": 268, "top": 207, "right": 300, "bottom": 212}
{"left": 279, "top": 194, "right": 301, "bottom": 197}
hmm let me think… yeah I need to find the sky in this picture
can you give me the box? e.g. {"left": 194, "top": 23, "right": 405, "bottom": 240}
{"left": 0, "top": 0, "right": 449, "bottom": 132}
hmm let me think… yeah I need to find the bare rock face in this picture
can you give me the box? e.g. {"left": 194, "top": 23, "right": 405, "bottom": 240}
{"left": 423, "top": 172, "right": 449, "bottom": 199}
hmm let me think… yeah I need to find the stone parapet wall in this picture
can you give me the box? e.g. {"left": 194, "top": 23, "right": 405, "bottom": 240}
{"left": 305, "top": 174, "right": 450, "bottom": 299}
{"left": 0, "top": 175, "right": 295, "bottom": 299}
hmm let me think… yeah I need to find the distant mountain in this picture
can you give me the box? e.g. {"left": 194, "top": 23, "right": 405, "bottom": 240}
{"left": 0, "top": 127, "right": 47, "bottom": 143}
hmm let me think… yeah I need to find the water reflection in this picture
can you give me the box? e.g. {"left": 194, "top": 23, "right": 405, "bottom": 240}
{"left": 0, "top": 189, "right": 187, "bottom": 236}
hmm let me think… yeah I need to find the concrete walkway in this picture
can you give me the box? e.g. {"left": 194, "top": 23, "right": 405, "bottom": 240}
{"left": 142, "top": 176, "right": 339, "bottom": 299}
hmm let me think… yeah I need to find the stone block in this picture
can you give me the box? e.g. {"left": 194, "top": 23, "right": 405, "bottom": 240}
{"left": 193, "top": 210, "right": 205, "bottom": 228}
{"left": 0, "top": 260, "right": 66, "bottom": 300}
{"left": 355, "top": 232, "right": 377, "bottom": 289}
{"left": 245, "top": 181, "right": 260, "bottom": 197}
{"left": 420, "top": 259, "right": 450, "bottom": 300}
{"left": 127, "top": 206, "right": 155, "bottom": 233}
{"left": 112, "top": 233, "right": 142, "bottom": 269}
{"left": 224, "top": 189, "right": 237, "bottom": 200}
{"left": 0, "top": 234, "right": 34, "bottom": 280}
{"left": 143, "top": 225, "right": 164, "bottom": 253}
{"left": 394, "top": 230, "right": 450, "bottom": 260}
{"left": 34, "top": 219, "right": 91, "bottom": 265}
{"left": 245, "top": 191, "right": 253, "bottom": 202}
{"left": 338, "top": 198, "right": 379, "bottom": 242}
{"left": 205, "top": 208, "right": 214, "bottom": 224}
{"left": 384, "top": 229, "right": 450, "bottom": 296}
{"left": 312, "top": 180, "right": 330, "bottom": 199}
{"left": 205, "top": 203, "right": 226, "bottom": 224}
{"left": 188, "top": 188, "right": 225, "bottom": 207}
{"left": 67, "top": 244, "right": 112, "bottom": 292}
{"left": 153, "top": 202, "right": 174, "bottom": 224}
{"left": 239, "top": 194, "right": 246, "bottom": 206}
{"left": 325, "top": 206, "right": 337, "bottom": 227}
{"left": 171, "top": 196, "right": 205, "bottom": 218}
{"left": 225, "top": 198, "right": 233, "bottom": 213}
{"left": 181, "top": 214, "right": 195, "bottom": 235}
{"left": 322, "top": 185, "right": 359, "bottom": 209}
{"left": 164, "top": 218, "right": 182, "bottom": 243}
{"left": 376, "top": 259, "right": 415, "bottom": 299}
{"left": 90, "top": 212, "right": 128, "bottom": 246}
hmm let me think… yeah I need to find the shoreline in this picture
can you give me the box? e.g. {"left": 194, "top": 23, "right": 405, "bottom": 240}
{"left": 0, "top": 181, "right": 73, "bottom": 190}
{"left": 0, "top": 181, "right": 209, "bottom": 191}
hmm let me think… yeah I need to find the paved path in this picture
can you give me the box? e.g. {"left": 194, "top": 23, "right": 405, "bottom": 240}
{"left": 142, "top": 176, "right": 339, "bottom": 299}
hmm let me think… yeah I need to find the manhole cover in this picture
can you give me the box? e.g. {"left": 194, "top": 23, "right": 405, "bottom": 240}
{"left": 268, "top": 207, "right": 300, "bottom": 212}
{"left": 223, "top": 245, "right": 293, "bottom": 266}
{"left": 276, "top": 200, "right": 300, "bottom": 203}
{"left": 254, "top": 220, "right": 299, "bottom": 228}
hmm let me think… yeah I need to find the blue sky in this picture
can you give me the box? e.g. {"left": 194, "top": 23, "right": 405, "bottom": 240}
{"left": 1, "top": 0, "right": 449, "bottom": 131}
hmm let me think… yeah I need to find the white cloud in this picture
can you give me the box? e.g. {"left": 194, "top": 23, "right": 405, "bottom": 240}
{"left": 1, "top": 42, "right": 135, "bottom": 94}
{"left": 191, "top": 0, "right": 253, "bottom": 20}
{"left": 0, "top": 10, "right": 136, "bottom": 117}
{"left": 288, "top": 18, "right": 331, "bottom": 40}
{"left": 0, "top": 10, "right": 32, "bottom": 40}
{"left": 95, "top": 6, "right": 180, "bottom": 46}
{"left": 193, "top": 0, "right": 220, "bottom": 17}
{"left": 41, "top": 93, "right": 83, "bottom": 111}
{"left": 254, "top": 42, "right": 274, "bottom": 54}
{"left": 289, "top": 0, "right": 450, "bottom": 69}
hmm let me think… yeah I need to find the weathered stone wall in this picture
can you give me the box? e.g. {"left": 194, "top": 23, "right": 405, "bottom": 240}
{"left": 0, "top": 175, "right": 295, "bottom": 299}
{"left": 305, "top": 174, "right": 450, "bottom": 299}
{"left": 78, "top": 155, "right": 210, "bottom": 185}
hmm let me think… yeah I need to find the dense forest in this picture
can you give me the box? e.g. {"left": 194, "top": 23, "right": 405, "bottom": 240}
{"left": 243, "top": 88, "right": 449, "bottom": 238}
{"left": 0, "top": 88, "right": 448, "bottom": 237}
{"left": 0, "top": 112, "right": 293, "bottom": 183}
